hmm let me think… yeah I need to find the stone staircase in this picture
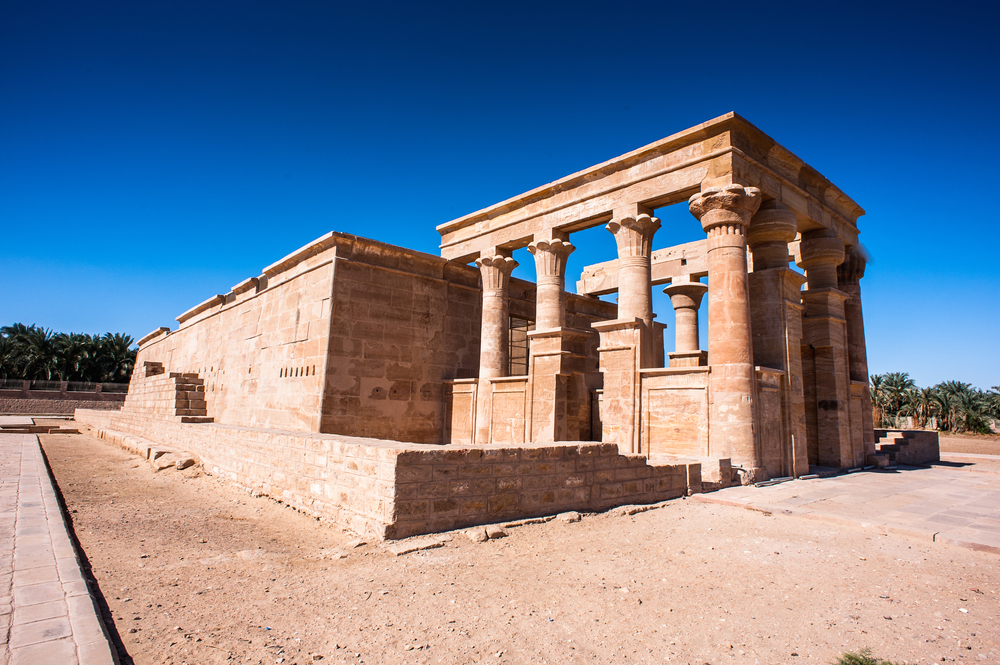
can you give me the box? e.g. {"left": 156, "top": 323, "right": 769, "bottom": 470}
{"left": 873, "top": 429, "right": 940, "bottom": 466}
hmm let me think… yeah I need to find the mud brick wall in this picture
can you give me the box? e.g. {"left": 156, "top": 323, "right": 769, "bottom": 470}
{"left": 77, "top": 409, "right": 701, "bottom": 541}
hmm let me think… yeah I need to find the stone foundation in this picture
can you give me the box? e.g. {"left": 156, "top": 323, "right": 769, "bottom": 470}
{"left": 76, "top": 408, "right": 702, "bottom": 540}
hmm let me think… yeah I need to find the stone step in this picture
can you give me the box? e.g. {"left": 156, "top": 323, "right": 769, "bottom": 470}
{"left": 177, "top": 408, "right": 208, "bottom": 417}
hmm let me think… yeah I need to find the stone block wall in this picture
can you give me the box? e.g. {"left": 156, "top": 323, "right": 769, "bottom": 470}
{"left": 875, "top": 429, "right": 940, "bottom": 466}
{"left": 135, "top": 236, "right": 337, "bottom": 432}
{"left": 320, "top": 246, "right": 482, "bottom": 443}
{"left": 76, "top": 408, "right": 702, "bottom": 540}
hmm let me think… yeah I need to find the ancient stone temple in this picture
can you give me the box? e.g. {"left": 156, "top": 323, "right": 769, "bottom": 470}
{"left": 77, "top": 113, "right": 879, "bottom": 539}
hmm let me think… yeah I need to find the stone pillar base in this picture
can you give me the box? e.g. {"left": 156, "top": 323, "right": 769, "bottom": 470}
{"left": 668, "top": 350, "right": 707, "bottom": 368}
{"left": 593, "top": 318, "right": 642, "bottom": 454}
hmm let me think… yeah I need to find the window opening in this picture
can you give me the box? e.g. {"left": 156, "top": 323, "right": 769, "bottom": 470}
{"left": 508, "top": 315, "right": 534, "bottom": 376}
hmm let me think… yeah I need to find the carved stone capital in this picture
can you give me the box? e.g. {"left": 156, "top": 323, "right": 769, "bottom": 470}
{"left": 663, "top": 279, "right": 708, "bottom": 311}
{"left": 837, "top": 246, "right": 867, "bottom": 286}
{"left": 527, "top": 239, "right": 575, "bottom": 279}
{"left": 606, "top": 214, "right": 661, "bottom": 259}
{"left": 689, "top": 185, "right": 762, "bottom": 233}
{"left": 475, "top": 255, "right": 518, "bottom": 291}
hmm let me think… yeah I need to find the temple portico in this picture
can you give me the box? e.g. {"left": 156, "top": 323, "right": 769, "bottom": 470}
{"left": 435, "top": 113, "right": 874, "bottom": 483}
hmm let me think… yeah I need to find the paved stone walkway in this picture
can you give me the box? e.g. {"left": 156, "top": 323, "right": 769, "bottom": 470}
{"left": 693, "top": 464, "right": 1000, "bottom": 554}
{"left": 0, "top": 432, "right": 117, "bottom": 664}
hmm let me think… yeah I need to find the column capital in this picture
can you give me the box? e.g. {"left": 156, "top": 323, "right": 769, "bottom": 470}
{"left": 797, "top": 233, "right": 845, "bottom": 291}
{"left": 663, "top": 278, "right": 708, "bottom": 310}
{"left": 527, "top": 238, "right": 575, "bottom": 278}
{"left": 606, "top": 213, "right": 660, "bottom": 259}
{"left": 837, "top": 246, "right": 867, "bottom": 287}
{"left": 689, "top": 185, "right": 762, "bottom": 233}
{"left": 748, "top": 206, "right": 797, "bottom": 270}
{"left": 475, "top": 255, "right": 518, "bottom": 291}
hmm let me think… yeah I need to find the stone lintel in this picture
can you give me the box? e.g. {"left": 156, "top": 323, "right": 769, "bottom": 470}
{"left": 444, "top": 378, "right": 478, "bottom": 385}
{"left": 137, "top": 326, "right": 171, "bottom": 347}
{"left": 577, "top": 239, "right": 708, "bottom": 296}
{"left": 176, "top": 294, "right": 226, "bottom": 325}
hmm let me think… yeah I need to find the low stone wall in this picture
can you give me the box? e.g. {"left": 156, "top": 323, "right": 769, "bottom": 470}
{"left": 875, "top": 429, "right": 940, "bottom": 466}
{"left": 0, "top": 390, "right": 125, "bottom": 415}
{"left": 75, "top": 408, "right": 702, "bottom": 540}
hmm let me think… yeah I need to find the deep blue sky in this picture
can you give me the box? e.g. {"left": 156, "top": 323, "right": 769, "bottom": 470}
{"left": 2, "top": 1, "right": 997, "bottom": 389}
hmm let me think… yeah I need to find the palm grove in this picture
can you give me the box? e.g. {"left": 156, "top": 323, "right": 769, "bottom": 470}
{"left": 0, "top": 323, "right": 136, "bottom": 385}
{"left": 870, "top": 373, "right": 1000, "bottom": 435}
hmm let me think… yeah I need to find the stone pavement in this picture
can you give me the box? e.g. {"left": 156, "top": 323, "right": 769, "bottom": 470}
{"left": 693, "top": 464, "right": 1000, "bottom": 554}
{"left": 0, "top": 432, "right": 117, "bottom": 664}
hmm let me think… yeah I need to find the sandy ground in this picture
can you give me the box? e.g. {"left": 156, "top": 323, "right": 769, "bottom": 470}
{"left": 38, "top": 425, "right": 1000, "bottom": 665}
{"left": 939, "top": 433, "right": 1000, "bottom": 456}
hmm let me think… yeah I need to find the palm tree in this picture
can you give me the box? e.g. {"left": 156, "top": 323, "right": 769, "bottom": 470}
{"left": 99, "top": 333, "right": 136, "bottom": 383}
{"left": 16, "top": 326, "right": 57, "bottom": 380}
{"left": 870, "top": 374, "right": 887, "bottom": 427}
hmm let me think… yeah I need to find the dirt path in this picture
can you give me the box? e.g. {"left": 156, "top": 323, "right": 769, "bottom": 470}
{"left": 39, "top": 427, "right": 1000, "bottom": 665}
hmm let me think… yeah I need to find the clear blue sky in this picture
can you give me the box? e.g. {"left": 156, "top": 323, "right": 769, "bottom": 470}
{"left": 2, "top": 1, "right": 997, "bottom": 390}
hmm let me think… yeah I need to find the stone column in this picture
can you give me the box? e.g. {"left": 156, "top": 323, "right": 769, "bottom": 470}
{"left": 689, "top": 184, "right": 763, "bottom": 483}
{"left": 528, "top": 238, "right": 575, "bottom": 330}
{"left": 606, "top": 209, "right": 660, "bottom": 369}
{"left": 475, "top": 255, "right": 518, "bottom": 379}
{"left": 797, "top": 232, "right": 855, "bottom": 469}
{"left": 526, "top": 237, "right": 585, "bottom": 442}
{"left": 663, "top": 276, "right": 708, "bottom": 367}
{"left": 747, "top": 205, "right": 808, "bottom": 478}
{"left": 474, "top": 254, "right": 518, "bottom": 445}
{"left": 838, "top": 246, "right": 876, "bottom": 459}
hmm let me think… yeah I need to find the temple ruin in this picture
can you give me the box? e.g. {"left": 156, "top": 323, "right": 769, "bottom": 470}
{"left": 77, "top": 113, "right": 884, "bottom": 539}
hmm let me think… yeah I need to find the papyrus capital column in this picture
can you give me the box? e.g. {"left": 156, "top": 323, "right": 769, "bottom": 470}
{"left": 663, "top": 276, "right": 708, "bottom": 367}
{"left": 689, "top": 184, "right": 763, "bottom": 482}
{"left": 475, "top": 255, "right": 518, "bottom": 380}
{"left": 606, "top": 211, "right": 660, "bottom": 368}
{"left": 527, "top": 238, "right": 575, "bottom": 330}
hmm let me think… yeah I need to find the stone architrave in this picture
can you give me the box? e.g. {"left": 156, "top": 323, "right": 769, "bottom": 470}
{"left": 606, "top": 210, "right": 661, "bottom": 369}
{"left": 797, "top": 233, "right": 857, "bottom": 468}
{"left": 689, "top": 184, "right": 763, "bottom": 483}
{"left": 663, "top": 276, "right": 708, "bottom": 368}
{"left": 838, "top": 246, "right": 876, "bottom": 458}
{"left": 747, "top": 205, "right": 808, "bottom": 478}
{"left": 474, "top": 254, "right": 518, "bottom": 444}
